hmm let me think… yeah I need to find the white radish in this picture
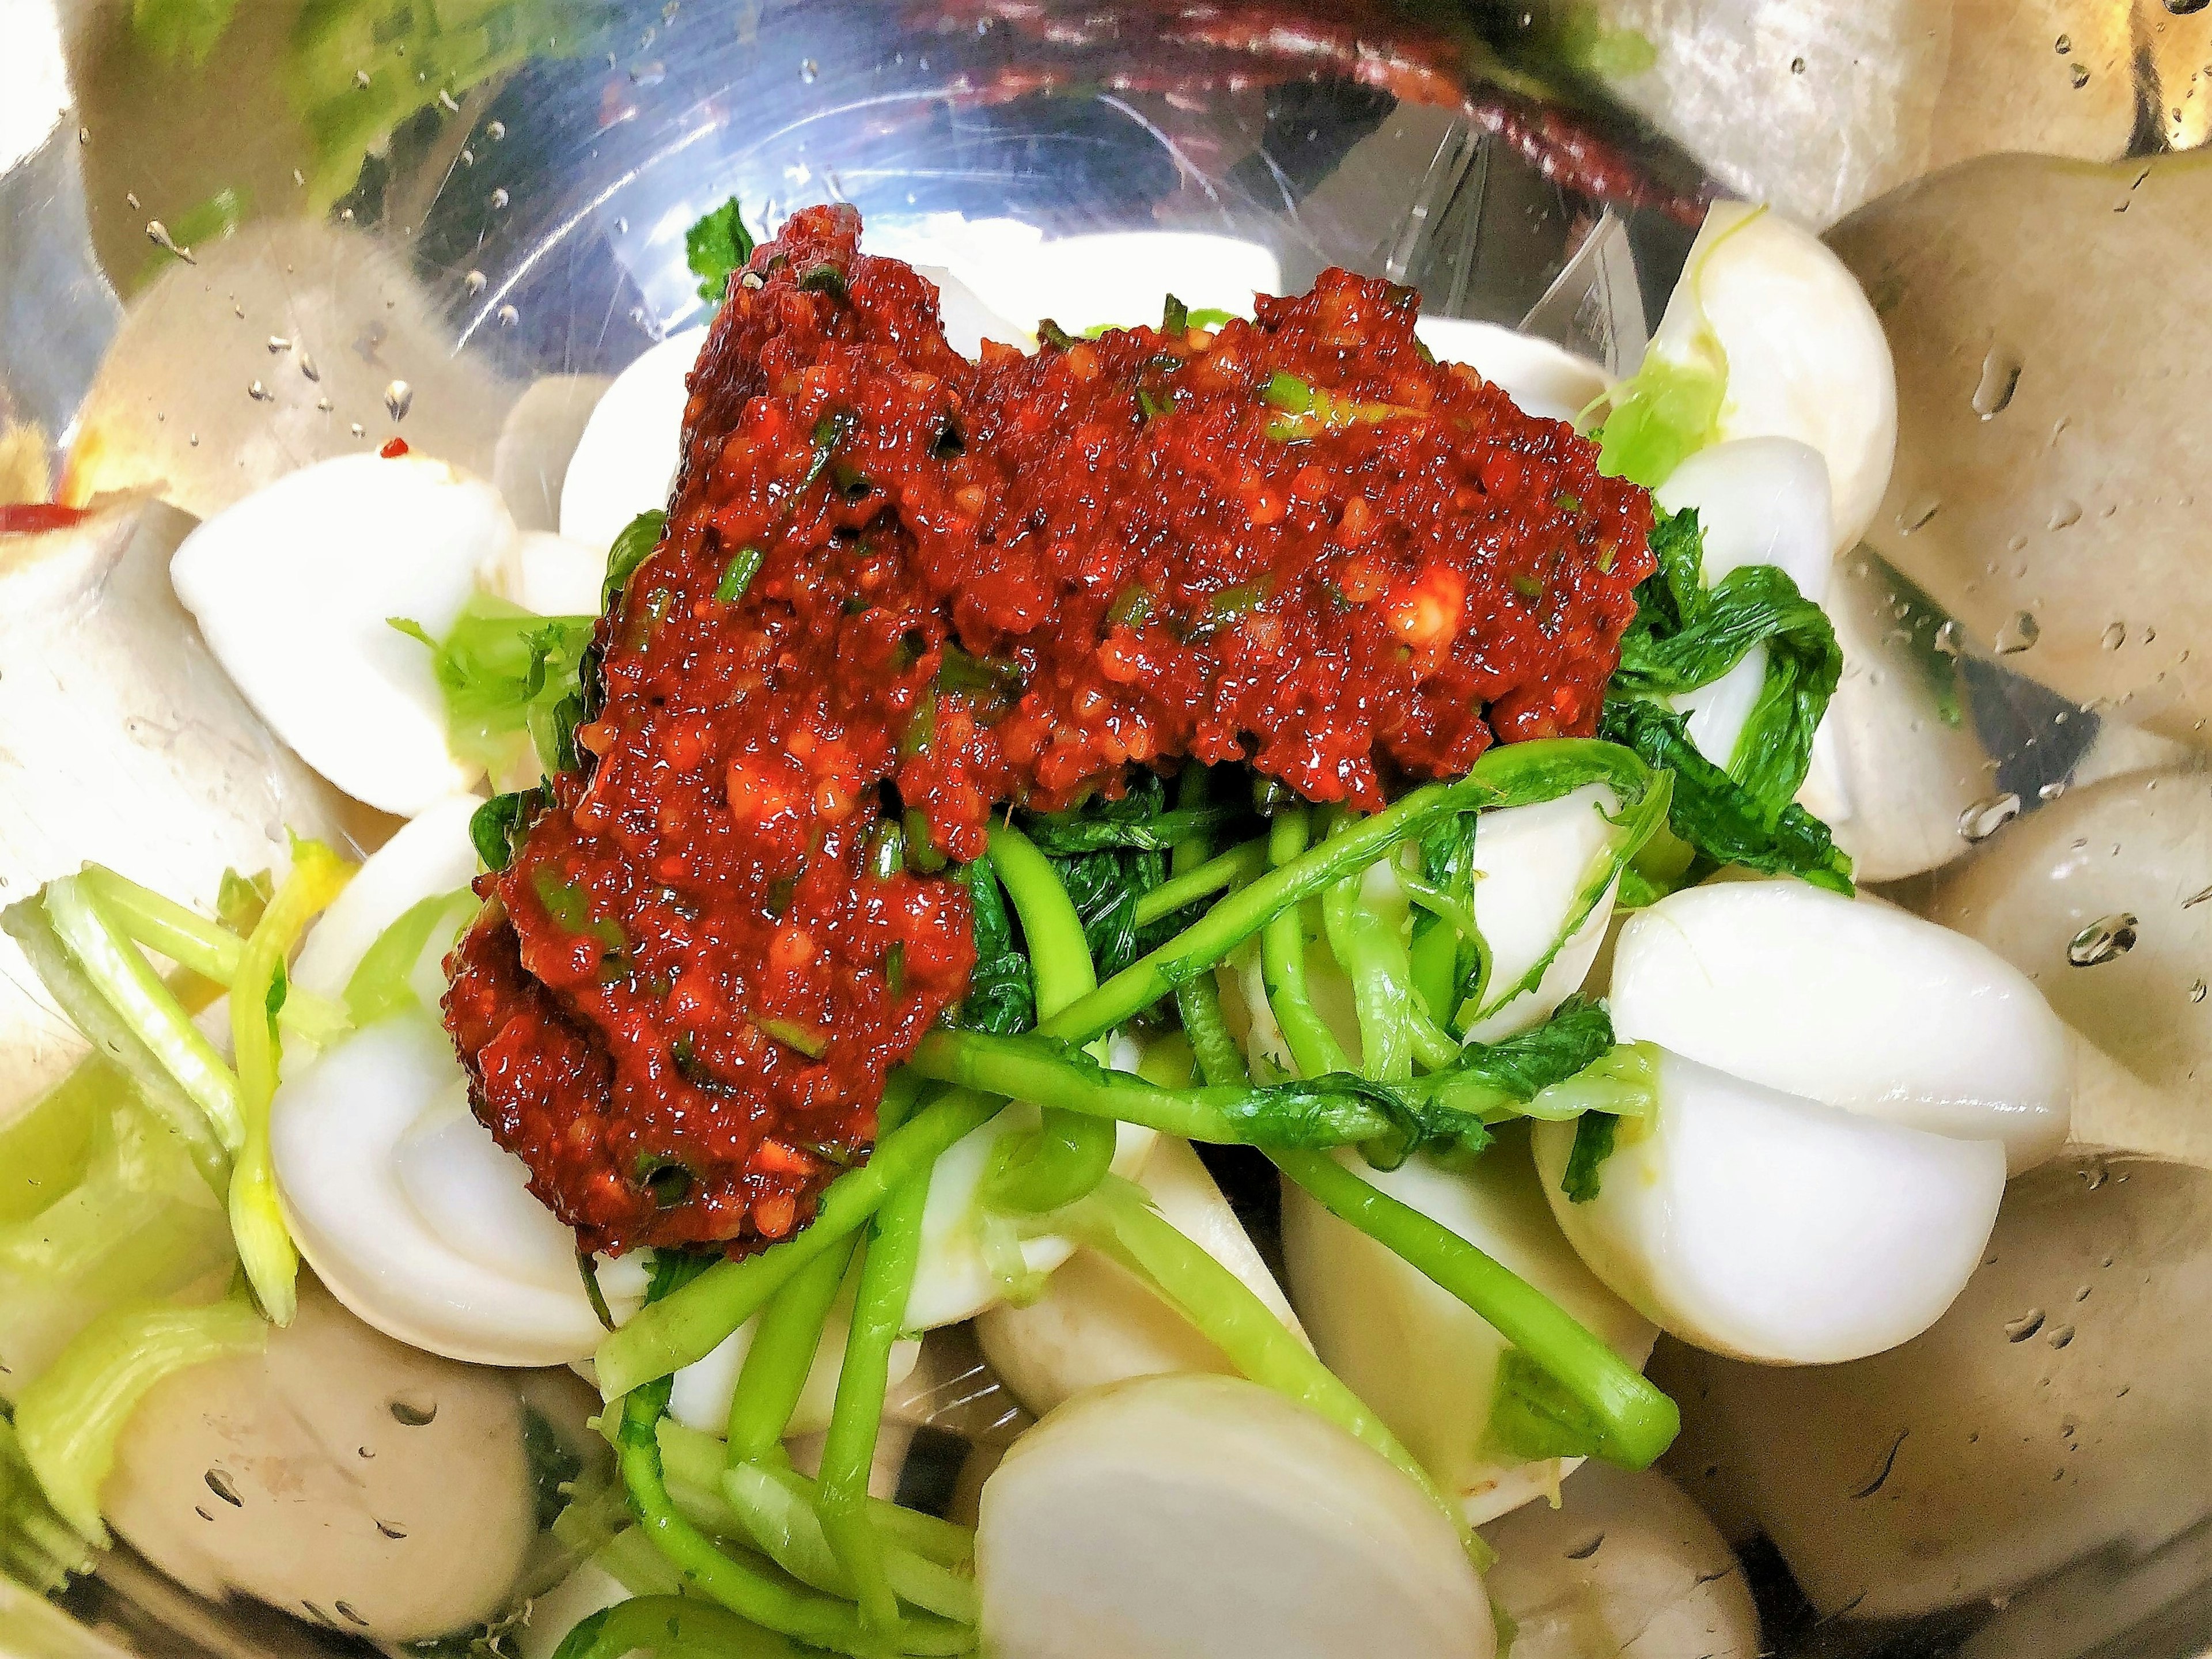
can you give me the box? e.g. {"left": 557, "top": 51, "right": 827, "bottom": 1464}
{"left": 488, "top": 530, "right": 610, "bottom": 620}
{"left": 903, "top": 1040, "right": 1158, "bottom": 1332}
{"left": 1413, "top": 317, "right": 1610, "bottom": 426}
{"left": 1281, "top": 1127, "right": 1656, "bottom": 1526}
{"left": 1652, "top": 437, "right": 1835, "bottom": 773}
{"left": 1609, "top": 880, "right": 2072, "bottom": 1171}
{"left": 1646, "top": 201, "right": 1896, "bottom": 554}
{"left": 1531, "top": 1050, "right": 2005, "bottom": 1365}
{"left": 976, "top": 1137, "right": 1304, "bottom": 1416}
{"left": 976, "top": 1372, "right": 1493, "bottom": 1659}
{"left": 1478, "top": 1460, "right": 1760, "bottom": 1659}
{"left": 912, "top": 264, "right": 1031, "bottom": 357}
{"left": 493, "top": 373, "right": 615, "bottom": 532}
{"left": 289, "top": 793, "right": 483, "bottom": 1007}
{"left": 558, "top": 326, "right": 707, "bottom": 555}
{"left": 168, "top": 452, "right": 522, "bottom": 816}
{"left": 1462, "top": 783, "right": 1624, "bottom": 1042}
{"left": 942, "top": 232, "right": 1280, "bottom": 341}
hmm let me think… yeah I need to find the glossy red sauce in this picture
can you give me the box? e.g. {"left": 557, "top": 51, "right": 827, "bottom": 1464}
{"left": 445, "top": 204, "right": 1653, "bottom": 1255}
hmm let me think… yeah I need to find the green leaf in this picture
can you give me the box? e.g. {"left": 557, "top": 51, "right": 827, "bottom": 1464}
{"left": 605, "top": 509, "right": 667, "bottom": 609}
{"left": 1594, "top": 328, "right": 1727, "bottom": 488}
{"left": 471, "top": 790, "right": 540, "bottom": 874}
{"left": 1484, "top": 1346, "right": 1612, "bottom": 1462}
{"left": 1597, "top": 696, "right": 1853, "bottom": 895}
{"left": 684, "top": 196, "right": 756, "bottom": 305}
{"left": 948, "top": 855, "right": 1035, "bottom": 1036}
{"left": 390, "top": 594, "right": 596, "bottom": 781}
{"left": 1558, "top": 1111, "right": 1620, "bottom": 1204}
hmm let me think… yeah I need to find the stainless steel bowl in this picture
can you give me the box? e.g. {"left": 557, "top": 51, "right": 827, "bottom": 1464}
{"left": 3, "top": 3, "right": 2209, "bottom": 1656}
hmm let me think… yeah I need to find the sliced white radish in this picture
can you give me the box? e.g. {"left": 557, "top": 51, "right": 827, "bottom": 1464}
{"left": 1647, "top": 201, "right": 1896, "bottom": 554}
{"left": 665, "top": 1263, "right": 921, "bottom": 1438}
{"left": 1414, "top": 317, "right": 1610, "bottom": 426}
{"left": 977, "top": 1372, "right": 1493, "bottom": 1659}
{"left": 912, "top": 264, "right": 1031, "bottom": 357}
{"left": 272, "top": 1013, "right": 627, "bottom": 1367}
{"left": 558, "top": 326, "right": 707, "bottom": 555}
{"left": 1531, "top": 1051, "right": 2005, "bottom": 1365}
{"left": 944, "top": 233, "right": 1281, "bottom": 341}
{"left": 289, "top": 793, "right": 483, "bottom": 1005}
{"left": 1463, "top": 783, "right": 1623, "bottom": 1043}
{"left": 1652, "top": 437, "right": 1834, "bottom": 772}
{"left": 168, "top": 452, "right": 521, "bottom": 816}
{"left": 904, "top": 1037, "right": 1158, "bottom": 1332}
{"left": 1281, "top": 1128, "right": 1656, "bottom": 1526}
{"left": 1478, "top": 1460, "right": 1760, "bottom": 1659}
{"left": 1609, "top": 880, "right": 2071, "bottom": 1171}
{"left": 484, "top": 530, "right": 609, "bottom": 620}
{"left": 493, "top": 373, "right": 615, "bottom": 533}
{"left": 976, "top": 1137, "right": 1304, "bottom": 1417}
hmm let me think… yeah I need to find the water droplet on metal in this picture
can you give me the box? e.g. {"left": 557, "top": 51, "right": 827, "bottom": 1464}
{"left": 316, "top": 396, "right": 334, "bottom": 412}
{"left": 144, "top": 220, "right": 194, "bottom": 264}
{"left": 388, "top": 1396, "right": 437, "bottom": 1426}
{"left": 489, "top": 187, "right": 510, "bottom": 210}
{"left": 1896, "top": 497, "right": 1941, "bottom": 534}
{"left": 2190, "top": 979, "right": 2206, "bottom": 1003}
{"left": 437, "top": 88, "right": 461, "bottom": 113}
{"left": 2101, "top": 620, "right": 2126, "bottom": 650}
{"left": 77, "top": 126, "right": 89, "bottom": 145}
{"left": 384, "top": 380, "right": 413, "bottom": 421}
{"left": 487, "top": 119, "right": 506, "bottom": 140}
{"left": 1959, "top": 793, "right": 2022, "bottom": 842}
{"left": 299, "top": 351, "right": 320, "bottom": 382}
{"left": 2006, "top": 1308, "right": 2046, "bottom": 1342}
{"left": 2070, "top": 63, "right": 2091, "bottom": 88}
{"left": 465, "top": 268, "right": 488, "bottom": 295}
{"left": 2047, "top": 1323, "right": 2075, "bottom": 1349}
{"left": 248, "top": 379, "right": 272, "bottom": 402}
{"left": 2067, "top": 914, "right": 2138, "bottom": 967}
{"left": 354, "top": 68, "right": 371, "bottom": 90}
{"left": 800, "top": 57, "right": 820, "bottom": 82}
{"left": 497, "top": 304, "right": 519, "bottom": 327}
{"left": 188, "top": 432, "right": 200, "bottom": 446}
{"left": 1789, "top": 54, "right": 1806, "bottom": 73}
{"left": 459, "top": 147, "right": 474, "bottom": 167}
{"left": 1972, "top": 347, "right": 2022, "bottom": 419}
{"left": 1995, "top": 611, "right": 2041, "bottom": 654}
{"left": 204, "top": 1468, "right": 244, "bottom": 1506}
{"left": 2038, "top": 779, "right": 2068, "bottom": 803}
{"left": 2055, "top": 32, "right": 2072, "bottom": 52}
{"left": 2049, "top": 499, "right": 2083, "bottom": 530}
{"left": 350, "top": 422, "right": 366, "bottom": 438}
{"left": 1933, "top": 618, "right": 1965, "bottom": 658}
{"left": 376, "top": 1518, "right": 407, "bottom": 1539}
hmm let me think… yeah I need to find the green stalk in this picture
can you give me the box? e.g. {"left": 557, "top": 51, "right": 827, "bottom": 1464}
{"left": 228, "top": 839, "right": 351, "bottom": 1325}
{"left": 813, "top": 1164, "right": 934, "bottom": 1628}
{"left": 1132, "top": 839, "right": 1266, "bottom": 926}
{"left": 1260, "top": 810, "right": 1352, "bottom": 1079}
{"left": 14, "top": 1296, "right": 267, "bottom": 1542}
{"left": 76, "top": 866, "right": 351, "bottom": 1043}
{"left": 722, "top": 1241, "right": 854, "bottom": 1463}
{"left": 1177, "top": 974, "right": 1251, "bottom": 1089}
{"left": 980, "top": 823, "right": 1115, "bottom": 1213}
{"left": 1047, "top": 1177, "right": 1482, "bottom": 1563}
{"left": 1041, "top": 740, "right": 1653, "bottom": 1047}
{"left": 1272, "top": 1149, "right": 1677, "bottom": 1470}
{"left": 597, "top": 1090, "right": 1005, "bottom": 1397}
{"left": 613, "top": 1383, "right": 971, "bottom": 1656}
{"left": 551, "top": 1595, "right": 806, "bottom": 1659}
{"left": 723, "top": 1463, "right": 979, "bottom": 1624}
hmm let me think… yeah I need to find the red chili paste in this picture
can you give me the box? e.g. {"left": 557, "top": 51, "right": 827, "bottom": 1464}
{"left": 445, "top": 204, "right": 1653, "bottom": 1255}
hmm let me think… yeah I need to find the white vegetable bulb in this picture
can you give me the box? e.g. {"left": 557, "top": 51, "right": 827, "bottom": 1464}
{"left": 1652, "top": 438, "right": 1834, "bottom": 774}
{"left": 168, "top": 452, "right": 521, "bottom": 815}
{"left": 273, "top": 797, "right": 646, "bottom": 1366}
{"left": 1413, "top": 317, "right": 1610, "bottom": 426}
{"left": 903, "top": 1033, "right": 1158, "bottom": 1332}
{"left": 976, "top": 1136, "right": 1305, "bottom": 1417}
{"left": 977, "top": 1373, "right": 1494, "bottom": 1659}
{"left": 1463, "top": 783, "right": 1623, "bottom": 1042}
{"left": 1531, "top": 1050, "right": 2005, "bottom": 1365}
{"left": 1281, "top": 1128, "right": 1656, "bottom": 1526}
{"left": 558, "top": 326, "right": 706, "bottom": 556}
{"left": 1652, "top": 200, "right": 1896, "bottom": 553}
{"left": 1609, "top": 881, "right": 2072, "bottom": 1171}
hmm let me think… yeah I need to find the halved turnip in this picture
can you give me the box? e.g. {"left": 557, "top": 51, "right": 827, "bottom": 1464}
{"left": 1641, "top": 200, "right": 1896, "bottom": 553}
{"left": 1282, "top": 1126, "right": 1656, "bottom": 1526}
{"left": 1609, "top": 879, "right": 2071, "bottom": 1171}
{"left": 1531, "top": 1051, "right": 2005, "bottom": 1365}
{"left": 168, "top": 452, "right": 522, "bottom": 816}
{"left": 1412, "top": 317, "right": 1609, "bottom": 426}
{"left": 557, "top": 325, "right": 706, "bottom": 556}
{"left": 975, "top": 1136, "right": 1304, "bottom": 1416}
{"left": 976, "top": 1372, "right": 1493, "bottom": 1659}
